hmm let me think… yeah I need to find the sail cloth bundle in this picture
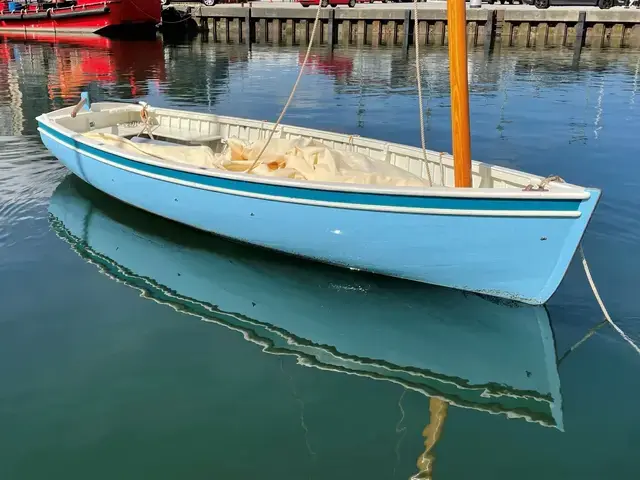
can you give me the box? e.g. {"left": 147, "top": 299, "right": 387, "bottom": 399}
{"left": 82, "top": 132, "right": 431, "bottom": 188}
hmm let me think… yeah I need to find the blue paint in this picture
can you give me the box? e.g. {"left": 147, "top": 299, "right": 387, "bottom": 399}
{"left": 39, "top": 127, "right": 600, "bottom": 305}
{"left": 38, "top": 123, "right": 583, "bottom": 213}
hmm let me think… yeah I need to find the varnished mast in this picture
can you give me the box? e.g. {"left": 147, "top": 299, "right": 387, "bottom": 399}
{"left": 447, "top": 0, "right": 472, "bottom": 188}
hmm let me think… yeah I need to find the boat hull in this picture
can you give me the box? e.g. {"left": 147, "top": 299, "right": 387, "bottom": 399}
{"left": 38, "top": 122, "right": 600, "bottom": 305}
{"left": 0, "top": 0, "right": 160, "bottom": 36}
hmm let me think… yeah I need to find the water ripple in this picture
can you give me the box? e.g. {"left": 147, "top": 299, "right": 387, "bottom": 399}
{"left": 0, "top": 135, "right": 66, "bottom": 246}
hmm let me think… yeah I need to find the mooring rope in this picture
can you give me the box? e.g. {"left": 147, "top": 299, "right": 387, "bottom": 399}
{"left": 137, "top": 102, "right": 155, "bottom": 140}
{"left": 245, "top": 4, "right": 323, "bottom": 173}
{"left": 579, "top": 244, "right": 640, "bottom": 356}
{"left": 413, "top": 0, "right": 433, "bottom": 187}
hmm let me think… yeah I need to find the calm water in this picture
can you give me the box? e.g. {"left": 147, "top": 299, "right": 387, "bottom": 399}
{"left": 1, "top": 36, "right": 639, "bottom": 479}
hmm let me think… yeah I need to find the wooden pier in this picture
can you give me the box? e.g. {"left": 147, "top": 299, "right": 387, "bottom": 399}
{"left": 169, "top": 4, "right": 640, "bottom": 50}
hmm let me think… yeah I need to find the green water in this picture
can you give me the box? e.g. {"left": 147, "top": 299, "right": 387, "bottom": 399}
{"left": 0, "top": 37, "right": 639, "bottom": 479}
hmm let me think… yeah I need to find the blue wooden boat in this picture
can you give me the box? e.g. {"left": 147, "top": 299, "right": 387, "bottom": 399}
{"left": 48, "top": 175, "right": 564, "bottom": 430}
{"left": 36, "top": 99, "right": 600, "bottom": 305}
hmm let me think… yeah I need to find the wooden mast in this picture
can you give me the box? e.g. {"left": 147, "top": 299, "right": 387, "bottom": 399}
{"left": 447, "top": 0, "right": 472, "bottom": 188}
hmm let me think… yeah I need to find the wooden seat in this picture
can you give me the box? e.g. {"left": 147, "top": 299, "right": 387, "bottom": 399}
{"left": 89, "top": 123, "right": 223, "bottom": 149}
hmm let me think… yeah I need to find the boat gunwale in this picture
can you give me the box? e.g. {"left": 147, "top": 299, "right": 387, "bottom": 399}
{"left": 37, "top": 106, "right": 594, "bottom": 202}
{"left": 38, "top": 125, "right": 585, "bottom": 218}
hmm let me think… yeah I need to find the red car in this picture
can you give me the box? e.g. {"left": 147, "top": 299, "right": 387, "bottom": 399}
{"left": 299, "top": 0, "right": 357, "bottom": 7}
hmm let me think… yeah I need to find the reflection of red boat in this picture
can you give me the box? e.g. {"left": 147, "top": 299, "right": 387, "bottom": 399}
{"left": 299, "top": 53, "right": 353, "bottom": 80}
{"left": 0, "top": 32, "right": 166, "bottom": 100}
{"left": 0, "top": 0, "right": 160, "bottom": 36}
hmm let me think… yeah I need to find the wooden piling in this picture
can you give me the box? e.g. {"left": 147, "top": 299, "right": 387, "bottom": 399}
{"left": 631, "top": 25, "right": 640, "bottom": 48}
{"left": 467, "top": 21, "right": 477, "bottom": 48}
{"left": 328, "top": 8, "right": 335, "bottom": 50}
{"left": 418, "top": 20, "right": 427, "bottom": 46}
{"left": 483, "top": 10, "right": 496, "bottom": 53}
{"left": 572, "top": 12, "right": 586, "bottom": 65}
{"left": 286, "top": 19, "right": 294, "bottom": 46}
{"left": 402, "top": 9, "right": 411, "bottom": 55}
{"left": 433, "top": 21, "right": 445, "bottom": 46}
{"left": 591, "top": 23, "right": 605, "bottom": 49}
{"left": 341, "top": 20, "right": 350, "bottom": 45}
{"left": 611, "top": 24, "right": 625, "bottom": 48}
{"left": 502, "top": 21, "right": 513, "bottom": 47}
{"left": 260, "top": 18, "right": 267, "bottom": 43}
{"left": 274, "top": 18, "right": 282, "bottom": 44}
{"left": 210, "top": 17, "right": 217, "bottom": 42}
{"left": 356, "top": 20, "right": 366, "bottom": 46}
{"left": 535, "top": 22, "right": 548, "bottom": 48}
{"left": 244, "top": 7, "right": 252, "bottom": 44}
{"left": 372, "top": 19, "right": 382, "bottom": 47}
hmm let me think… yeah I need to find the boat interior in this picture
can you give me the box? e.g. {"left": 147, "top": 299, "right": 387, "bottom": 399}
{"left": 46, "top": 102, "right": 585, "bottom": 192}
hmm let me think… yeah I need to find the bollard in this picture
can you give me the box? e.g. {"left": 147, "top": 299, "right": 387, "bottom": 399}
{"left": 470, "top": 0, "right": 482, "bottom": 7}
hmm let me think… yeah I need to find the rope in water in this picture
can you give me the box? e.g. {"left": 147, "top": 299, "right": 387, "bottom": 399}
{"left": 525, "top": 176, "right": 638, "bottom": 357}
{"left": 413, "top": 0, "right": 433, "bottom": 187}
{"left": 579, "top": 245, "right": 640, "bottom": 356}
{"left": 245, "top": 4, "right": 323, "bottom": 174}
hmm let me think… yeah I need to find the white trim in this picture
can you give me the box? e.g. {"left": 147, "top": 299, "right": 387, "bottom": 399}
{"left": 37, "top": 116, "right": 592, "bottom": 201}
{"left": 40, "top": 128, "right": 581, "bottom": 219}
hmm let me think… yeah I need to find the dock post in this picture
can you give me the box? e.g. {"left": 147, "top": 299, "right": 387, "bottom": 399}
{"left": 403, "top": 9, "right": 411, "bottom": 56}
{"left": 572, "top": 12, "right": 586, "bottom": 66}
{"left": 200, "top": 16, "right": 209, "bottom": 34}
{"left": 302, "top": 19, "right": 310, "bottom": 45}
{"left": 245, "top": 6, "right": 253, "bottom": 45}
{"left": 260, "top": 18, "right": 268, "bottom": 43}
{"left": 274, "top": 19, "right": 282, "bottom": 44}
{"left": 328, "top": 8, "right": 335, "bottom": 50}
{"left": 211, "top": 17, "right": 217, "bottom": 42}
{"left": 286, "top": 19, "right": 294, "bottom": 46}
{"left": 483, "top": 9, "right": 496, "bottom": 54}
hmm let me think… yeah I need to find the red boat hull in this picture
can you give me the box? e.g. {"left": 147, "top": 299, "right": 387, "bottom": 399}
{"left": 0, "top": 0, "right": 160, "bottom": 35}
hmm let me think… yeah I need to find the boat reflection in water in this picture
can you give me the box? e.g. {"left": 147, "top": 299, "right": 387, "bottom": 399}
{"left": 48, "top": 175, "right": 563, "bottom": 476}
{"left": 0, "top": 32, "right": 166, "bottom": 103}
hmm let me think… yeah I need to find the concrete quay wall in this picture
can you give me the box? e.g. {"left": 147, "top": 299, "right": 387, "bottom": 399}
{"left": 173, "top": 5, "right": 640, "bottom": 49}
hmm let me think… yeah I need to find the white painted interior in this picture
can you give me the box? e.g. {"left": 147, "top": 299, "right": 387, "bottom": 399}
{"left": 44, "top": 102, "right": 589, "bottom": 197}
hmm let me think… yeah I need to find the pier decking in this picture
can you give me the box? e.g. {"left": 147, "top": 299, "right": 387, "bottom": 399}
{"left": 168, "top": 3, "right": 640, "bottom": 50}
